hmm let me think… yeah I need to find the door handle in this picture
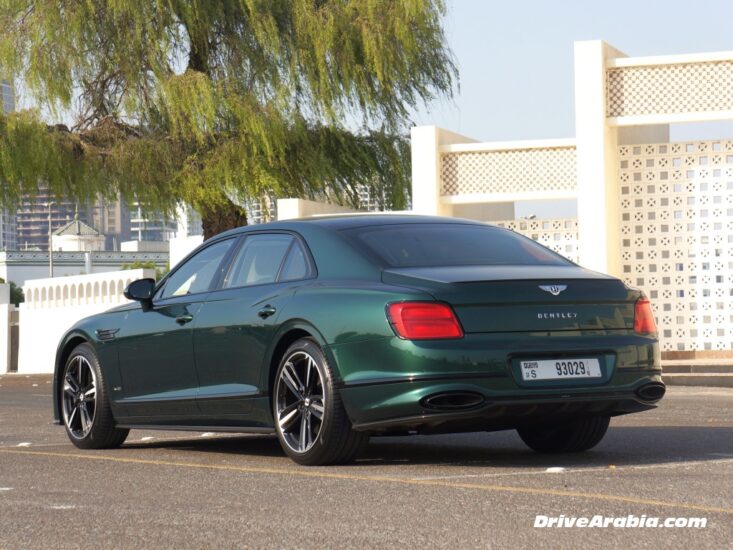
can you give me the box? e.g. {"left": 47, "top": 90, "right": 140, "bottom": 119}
{"left": 258, "top": 305, "right": 277, "bottom": 319}
{"left": 175, "top": 314, "right": 194, "bottom": 325}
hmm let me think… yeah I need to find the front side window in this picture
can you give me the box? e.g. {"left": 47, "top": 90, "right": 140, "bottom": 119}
{"left": 159, "top": 239, "right": 235, "bottom": 299}
{"left": 224, "top": 234, "right": 294, "bottom": 288}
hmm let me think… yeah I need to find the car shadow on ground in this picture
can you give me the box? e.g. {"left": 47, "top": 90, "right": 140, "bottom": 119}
{"left": 119, "top": 425, "right": 733, "bottom": 469}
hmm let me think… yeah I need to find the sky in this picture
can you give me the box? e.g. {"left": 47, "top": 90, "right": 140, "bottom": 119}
{"left": 412, "top": 0, "right": 733, "bottom": 142}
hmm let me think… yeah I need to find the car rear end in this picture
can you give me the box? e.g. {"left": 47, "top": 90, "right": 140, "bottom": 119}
{"left": 331, "top": 221, "right": 664, "bottom": 434}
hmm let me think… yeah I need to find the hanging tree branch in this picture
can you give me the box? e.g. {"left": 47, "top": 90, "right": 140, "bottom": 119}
{"left": 0, "top": 0, "right": 457, "bottom": 237}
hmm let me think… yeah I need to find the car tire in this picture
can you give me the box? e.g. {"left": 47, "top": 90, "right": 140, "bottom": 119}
{"left": 273, "top": 338, "right": 368, "bottom": 466}
{"left": 517, "top": 416, "right": 610, "bottom": 453}
{"left": 61, "top": 343, "right": 129, "bottom": 449}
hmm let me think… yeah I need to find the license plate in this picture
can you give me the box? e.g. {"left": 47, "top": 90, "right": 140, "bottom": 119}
{"left": 520, "top": 358, "right": 602, "bottom": 381}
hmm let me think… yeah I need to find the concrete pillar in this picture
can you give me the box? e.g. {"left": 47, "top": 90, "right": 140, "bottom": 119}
{"left": 411, "top": 126, "right": 477, "bottom": 217}
{"left": 574, "top": 41, "right": 626, "bottom": 277}
{"left": 0, "top": 284, "right": 11, "bottom": 373}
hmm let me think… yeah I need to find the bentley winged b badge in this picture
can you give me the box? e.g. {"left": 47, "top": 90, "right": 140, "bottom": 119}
{"left": 539, "top": 284, "right": 567, "bottom": 296}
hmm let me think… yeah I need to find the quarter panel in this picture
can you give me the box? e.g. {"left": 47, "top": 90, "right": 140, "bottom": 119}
{"left": 258, "top": 282, "right": 432, "bottom": 392}
{"left": 285, "top": 282, "right": 431, "bottom": 345}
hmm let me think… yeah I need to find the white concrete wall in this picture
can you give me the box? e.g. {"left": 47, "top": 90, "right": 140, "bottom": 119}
{"left": 52, "top": 234, "right": 106, "bottom": 252}
{"left": 276, "top": 198, "right": 358, "bottom": 220}
{"left": 169, "top": 235, "right": 204, "bottom": 269}
{"left": 120, "top": 240, "right": 170, "bottom": 252}
{"left": 17, "top": 269, "right": 155, "bottom": 374}
{"left": 452, "top": 203, "right": 515, "bottom": 222}
{"left": 0, "top": 263, "right": 144, "bottom": 288}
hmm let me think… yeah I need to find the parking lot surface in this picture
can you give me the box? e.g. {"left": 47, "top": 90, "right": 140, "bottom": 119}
{"left": 1, "top": 374, "right": 731, "bottom": 549}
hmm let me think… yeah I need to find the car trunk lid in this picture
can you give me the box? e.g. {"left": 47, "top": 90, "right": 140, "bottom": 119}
{"left": 382, "top": 265, "right": 638, "bottom": 333}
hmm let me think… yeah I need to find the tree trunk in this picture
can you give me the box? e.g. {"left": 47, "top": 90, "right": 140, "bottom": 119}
{"left": 200, "top": 199, "right": 248, "bottom": 240}
{"left": 185, "top": 24, "right": 248, "bottom": 241}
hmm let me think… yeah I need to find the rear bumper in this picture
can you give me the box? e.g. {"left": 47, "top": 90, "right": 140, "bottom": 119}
{"left": 329, "top": 332, "right": 663, "bottom": 433}
{"left": 345, "top": 379, "right": 664, "bottom": 433}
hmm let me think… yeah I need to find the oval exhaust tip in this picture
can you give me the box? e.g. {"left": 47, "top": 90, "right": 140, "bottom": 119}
{"left": 421, "top": 391, "right": 485, "bottom": 411}
{"left": 635, "top": 383, "right": 666, "bottom": 402}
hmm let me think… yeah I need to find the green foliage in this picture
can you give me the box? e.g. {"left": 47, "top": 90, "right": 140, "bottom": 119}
{"left": 0, "top": 1, "right": 456, "bottom": 218}
{"left": 0, "top": 277, "right": 24, "bottom": 305}
{"left": 120, "top": 260, "right": 168, "bottom": 281}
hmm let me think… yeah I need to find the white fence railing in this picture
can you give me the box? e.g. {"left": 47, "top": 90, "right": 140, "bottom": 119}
{"left": 439, "top": 139, "right": 578, "bottom": 203}
{"left": 606, "top": 51, "right": 733, "bottom": 123}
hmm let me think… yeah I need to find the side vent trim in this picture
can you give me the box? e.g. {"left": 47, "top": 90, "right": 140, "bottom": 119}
{"left": 95, "top": 328, "right": 120, "bottom": 341}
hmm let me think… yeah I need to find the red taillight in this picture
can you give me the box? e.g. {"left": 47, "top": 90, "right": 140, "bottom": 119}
{"left": 634, "top": 298, "right": 657, "bottom": 334}
{"left": 386, "top": 302, "right": 464, "bottom": 340}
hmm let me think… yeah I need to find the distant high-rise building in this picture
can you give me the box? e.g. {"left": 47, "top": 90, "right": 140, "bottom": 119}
{"left": 16, "top": 188, "right": 89, "bottom": 251}
{"left": 90, "top": 195, "right": 131, "bottom": 250}
{"left": 175, "top": 204, "right": 203, "bottom": 237}
{"left": 1, "top": 79, "right": 13, "bottom": 112}
{"left": 1, "top": 80, "right": 18, "bottom": 251}
{"left": 356, "top": 184, "right": 410, "bottom": 212}
{"left": 0, "top": 212, "right": 17, "bottom": 251}
{"left": 244, "top": 196, "right": 277, "bottom": 225}
{"left": 129, "top": 202, "right": 177, "bottom": 242}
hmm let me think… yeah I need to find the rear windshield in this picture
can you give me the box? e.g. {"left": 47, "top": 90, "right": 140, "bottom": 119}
{"left": 343, "top": 223, "right": 572, "bottom": 268}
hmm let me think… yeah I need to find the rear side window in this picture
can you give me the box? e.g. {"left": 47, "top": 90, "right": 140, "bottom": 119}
{"left": 279, "top": 242, "right": 309, "bottom": 281}
{"left": 224, "top": 234, "right": 293, "bottom": 288}
{"left": 344, "top": 223, "right": 571, "bottom": 267}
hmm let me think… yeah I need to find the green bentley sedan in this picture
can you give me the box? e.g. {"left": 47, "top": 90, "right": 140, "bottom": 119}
{"left": 53, "top": 215, "right": 664, "bottom": 465}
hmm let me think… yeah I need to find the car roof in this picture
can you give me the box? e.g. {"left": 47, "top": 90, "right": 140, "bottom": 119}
{"left": 214, "top": 214, "right": 486, "bottom": 239}
{"left": 301, "top": 214, "right": 486, "bottom": 229}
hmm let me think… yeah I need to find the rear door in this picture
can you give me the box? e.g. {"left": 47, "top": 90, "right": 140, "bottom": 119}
{"left": 192, "top": 232, "right": 314, "bottom": 419}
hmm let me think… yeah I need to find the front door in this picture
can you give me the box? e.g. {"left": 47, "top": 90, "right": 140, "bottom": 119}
{"left": 116, "top": 237, "right": 237, "bottom": 422}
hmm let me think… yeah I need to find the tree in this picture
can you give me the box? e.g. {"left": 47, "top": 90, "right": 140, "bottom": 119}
{"left": 0, "top": 1, "right": 456, "bottom": 238}
{"left": 0, "top": 277, "right": 24, "bottom": 305}
{"left": 120, "top": 260, "right": 169, "bottom": 281}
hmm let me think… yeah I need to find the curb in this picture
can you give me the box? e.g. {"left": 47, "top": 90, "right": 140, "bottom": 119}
{"left": 662, "top": 373, "right": 733, "bottom": 388}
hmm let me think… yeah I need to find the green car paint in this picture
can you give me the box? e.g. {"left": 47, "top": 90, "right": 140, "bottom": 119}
{"left": 53, "top": 215, "right": 663, "bottom": 435}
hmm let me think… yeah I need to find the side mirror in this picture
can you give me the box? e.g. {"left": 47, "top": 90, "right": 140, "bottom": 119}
{"left": 123, "top": 278, "right": 156, "bottom": 310}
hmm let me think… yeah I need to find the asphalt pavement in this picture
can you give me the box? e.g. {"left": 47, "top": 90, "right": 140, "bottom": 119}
{"left": 0, "top": 374, "right": 731, "bottom": 549}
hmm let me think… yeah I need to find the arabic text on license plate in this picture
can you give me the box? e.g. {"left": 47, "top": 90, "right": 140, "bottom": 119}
{"left": 520, "top": 359, "right": 602, "bottom": 381}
